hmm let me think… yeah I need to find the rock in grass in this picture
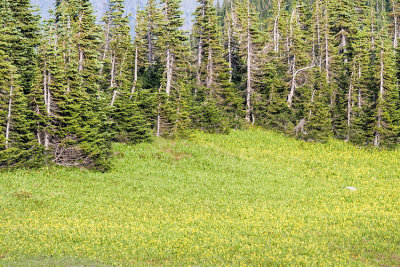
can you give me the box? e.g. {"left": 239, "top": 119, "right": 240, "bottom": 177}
{"left": 345, "top": 186, "right": 357, "bottom": 191}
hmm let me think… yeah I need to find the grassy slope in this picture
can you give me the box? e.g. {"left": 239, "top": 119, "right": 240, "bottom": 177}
{"left": 0, "top": 128, "right": 400, "bottom": 266}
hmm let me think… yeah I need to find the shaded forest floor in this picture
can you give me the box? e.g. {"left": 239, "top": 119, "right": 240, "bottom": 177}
{"left": 1, "top": 128, "right": 400, "bottom": 266}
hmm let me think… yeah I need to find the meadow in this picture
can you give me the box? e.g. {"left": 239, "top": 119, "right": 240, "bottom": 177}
{"left": 1, "top": 128, "right": 400, "bottom": 266}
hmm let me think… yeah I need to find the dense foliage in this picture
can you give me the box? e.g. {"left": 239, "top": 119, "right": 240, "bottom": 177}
{"left": 1, "top": 0, "right": 400, "bottom": 170}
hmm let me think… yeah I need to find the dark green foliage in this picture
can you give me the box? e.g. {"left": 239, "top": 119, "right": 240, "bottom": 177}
{"left": 2, "top": 0, "right": 400, "bottom": 171}
{"left": 304, "top": 71, "right": 332, "bottom": 142}
{"left": 0, "top": 0, "right": 43, "bottom": 169}
{"left": 111, "top": 93, "right": 152, "bottom": 144}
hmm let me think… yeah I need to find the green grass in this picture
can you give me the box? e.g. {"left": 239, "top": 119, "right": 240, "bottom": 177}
{"left": 1, "top": 128, "right": 400, "bottom": 266}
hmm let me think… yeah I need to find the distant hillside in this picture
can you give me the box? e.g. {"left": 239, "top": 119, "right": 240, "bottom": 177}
{"left": 30, "top": 0, "right": 198, "bottom": 30}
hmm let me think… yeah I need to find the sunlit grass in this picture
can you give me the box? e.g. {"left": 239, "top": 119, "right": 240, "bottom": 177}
{"left": 1, "top": 128, "right": 400, "bottom": 266}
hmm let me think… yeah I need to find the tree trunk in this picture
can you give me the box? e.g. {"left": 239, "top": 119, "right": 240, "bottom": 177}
{"left": 110, "top": 90, "right": 119, "bottom": 107}
{"left": 394, "top": 15, "right": 398, "bottom": 49}
{"left": 288, "top": 65, "right": 314, "bottom": 108}
{"left": 44, "top": 66, "right": 51, "bottom": 149}
{"left": 227, "top": 21, "right": 233, "bottom": 83}
{"left": 245, "top": 0, "right": 253, "bottom": 124}
{"left": 288, "top": 55, "right": 296, "bottom": 107}
{"left": 78, "top": 47, "right": 84, "bottom": 72}
{"left": 110, "top": 51, "right": 116, "bottom": 88}
{"left": 130, "top": 45, "right": 139, "bottom": 98}
{"left": 196, "top": 0, "right": 205, "bottom": 87}
{"left": 374, "top": 38, "right": 385, "bottom": 147}
{"left": 346, "top": 63, "right": 355, "bottom": 142}
{"left": 5, "top": 81, "right": 13, "bottom": 149}
{"left": 324, "top": 5, "right": 330, "bottom": 83}
{"left": 165, "top": 49, "right": 173, "bottom": 96}
{"left": 273, "top": 0, "right": 282, "bottom": 53}
{"left": 206, "top": 46, "right": 213, "bottom": 88}
{"left": 356, "top": 57, "right": 361, "bottom": 107}
{"left": 316, "top": 0, "right": 322, "bottom": 68}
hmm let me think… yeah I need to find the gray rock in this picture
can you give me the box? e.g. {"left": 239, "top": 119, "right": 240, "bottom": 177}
{"left": 345, "top": 186, "right": 357, "bottom": 191}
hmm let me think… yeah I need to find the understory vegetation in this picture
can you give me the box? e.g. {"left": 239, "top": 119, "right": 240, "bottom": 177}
{"left": 1, "top": 129, "right": 399, "bottom": 266}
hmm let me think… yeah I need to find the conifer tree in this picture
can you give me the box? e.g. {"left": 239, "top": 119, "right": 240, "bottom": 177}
{"left": 8, "top": 0, "right": 41, "bottom": 94}
{"left": 32, "top": 0, "right": 112, "bottom": 170}
{"left": 329, "top": 0, "right": 358, "bottom": 139}
{"left": 235, "top": 0, "right": 263, "bottom": 124}
{"left": 192, "top": 0, "right": 243, "bottom": 132}
{"left": 156, "top": 0, "right": 191, "bottom": 137}
{"left": 371, "top": 28, "right": 399, "bottom": 147}
{"left": 0, "top": 51, "right": 43, "bottom": 168}
{"left": 0, "top": 0, "right": 43, "bottom": 168}
{"left": 101, "top": 0, "right": 151, "bottom": 143}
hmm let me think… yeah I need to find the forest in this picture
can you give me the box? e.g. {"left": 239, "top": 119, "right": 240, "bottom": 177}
{"left": 1, "top": 0, "right": 400, "bottom": 171}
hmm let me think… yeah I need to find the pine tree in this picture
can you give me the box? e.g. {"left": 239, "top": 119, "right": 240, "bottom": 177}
{"left": 32, "top": 0, "right": 112, "bottom": 170}
{"left": 8, "top": 0, "right": 41, "bottom": 94}
{"left": 156, "top": 0, "right": 191, "bottom": 137}
{"left": 0, "top": 0, "right": 43, "bottom": 169}
{"left": 371, "top": 28, "right": 399, "bottom": 147}
{"left": 329, "top": 0, "right": 358, "bottom": 139}
{"left": 191, "top": 0, "right": 243, "bottom": 132}
{"left": 101, "top": 0, "right": 151, "bottom": 144}
{"left": 304, "top": 70, "right": 332, "bottom": 142}
{"left": 235, "top": 0, "right": 263, "bottom": 124}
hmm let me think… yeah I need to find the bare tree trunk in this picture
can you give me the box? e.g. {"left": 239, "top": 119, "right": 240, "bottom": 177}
{"left": 273, "top": 0, "right": 282, "bottom": 53}
{"left": 245, "top": 0, "right": 253, "bottom": 124}
{"left": 5, "top": 81, "right": 13, "bottom": 149}
{"left": 374, "top": 38, "right": 385, "bottom": 147}
{"left": 358, "top": 59, "right": 362, "bottom": 108}
{"left": 394, "top": 15, "right": 398, "bottom": 49}
{"left": 165, "top": 49, "right": 173, "bottom": 96}
{"left": 196, "top": 0, "right": 205, "bottom": 87}
{"left": 156, "top": 84, "right": 162, "bottom": 137}
{"left": 288, "top": 54, "right": 296, "bottom": 107}
{"left": 78, "top": 47, "right": 84, "bottom": 72}
{"left": 206, "top": 48, "right": 213, "bottom": 88}
{"left": 324, "top": 5, "right": 330, "bottom": 83}
{"left": 339, "top": 29, "right": 348, "bottom": 62}
{"left": 288, "top": 65, "right": 314, "bottom": 107}
{"left": 130, "top": 45, "right": 139, "bottom": 98}
{"left": 110, "top": 90, "right": 119, "bottom": 107}
{"left": 156, "top": 113, "right": 161, "bottom": 137}
{"left": 228, "top": 0, "right": 235, "bottom": 83}
{"left": 43, "top": 62, "right": 48, "bottom": 110}
{"left": 44, "top": 67, "right": 51, "bottom": 149}
{"left": 228, "top": 24, "right": 233, "bottom": 82}
{"left": 40, "top": 63, "right": 47, "bottom": 147}
{"left": 316, "top": 0, "right": 322, "bottom": 68}
{"left": 346, "top": 63, "right": 355, "bottom": 142}
{"left": 197, "top": 36, "right": 203, "bottom": 87}
{"left": 110, "top": 51, "right": 116, "bottom": 88}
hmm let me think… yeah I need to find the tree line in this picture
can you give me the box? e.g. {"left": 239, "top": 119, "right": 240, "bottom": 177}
{"left": 1, "top": 0, "right": 399, "bottom": 171}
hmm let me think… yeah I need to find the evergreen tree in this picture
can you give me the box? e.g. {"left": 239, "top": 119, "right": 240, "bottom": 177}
{"left": 371, "top": 28, "right": 399, "bottom": 147}
{"left": 101, "top": 0, "right": 151, "bottom": 144}
{"left": 156, "top": 0, "right": 191, "bottom": 137}
{"left": 0, "top": 0, "right": 43, "bottom": 168}
{"left": 235, "top": 0, "right": 263, "bottom": 124}
{"left": 32, "top": 0, "right": 112, "bottom": 170}
{"left": 192, "top": 0, "right": 243, "bottom": 132}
